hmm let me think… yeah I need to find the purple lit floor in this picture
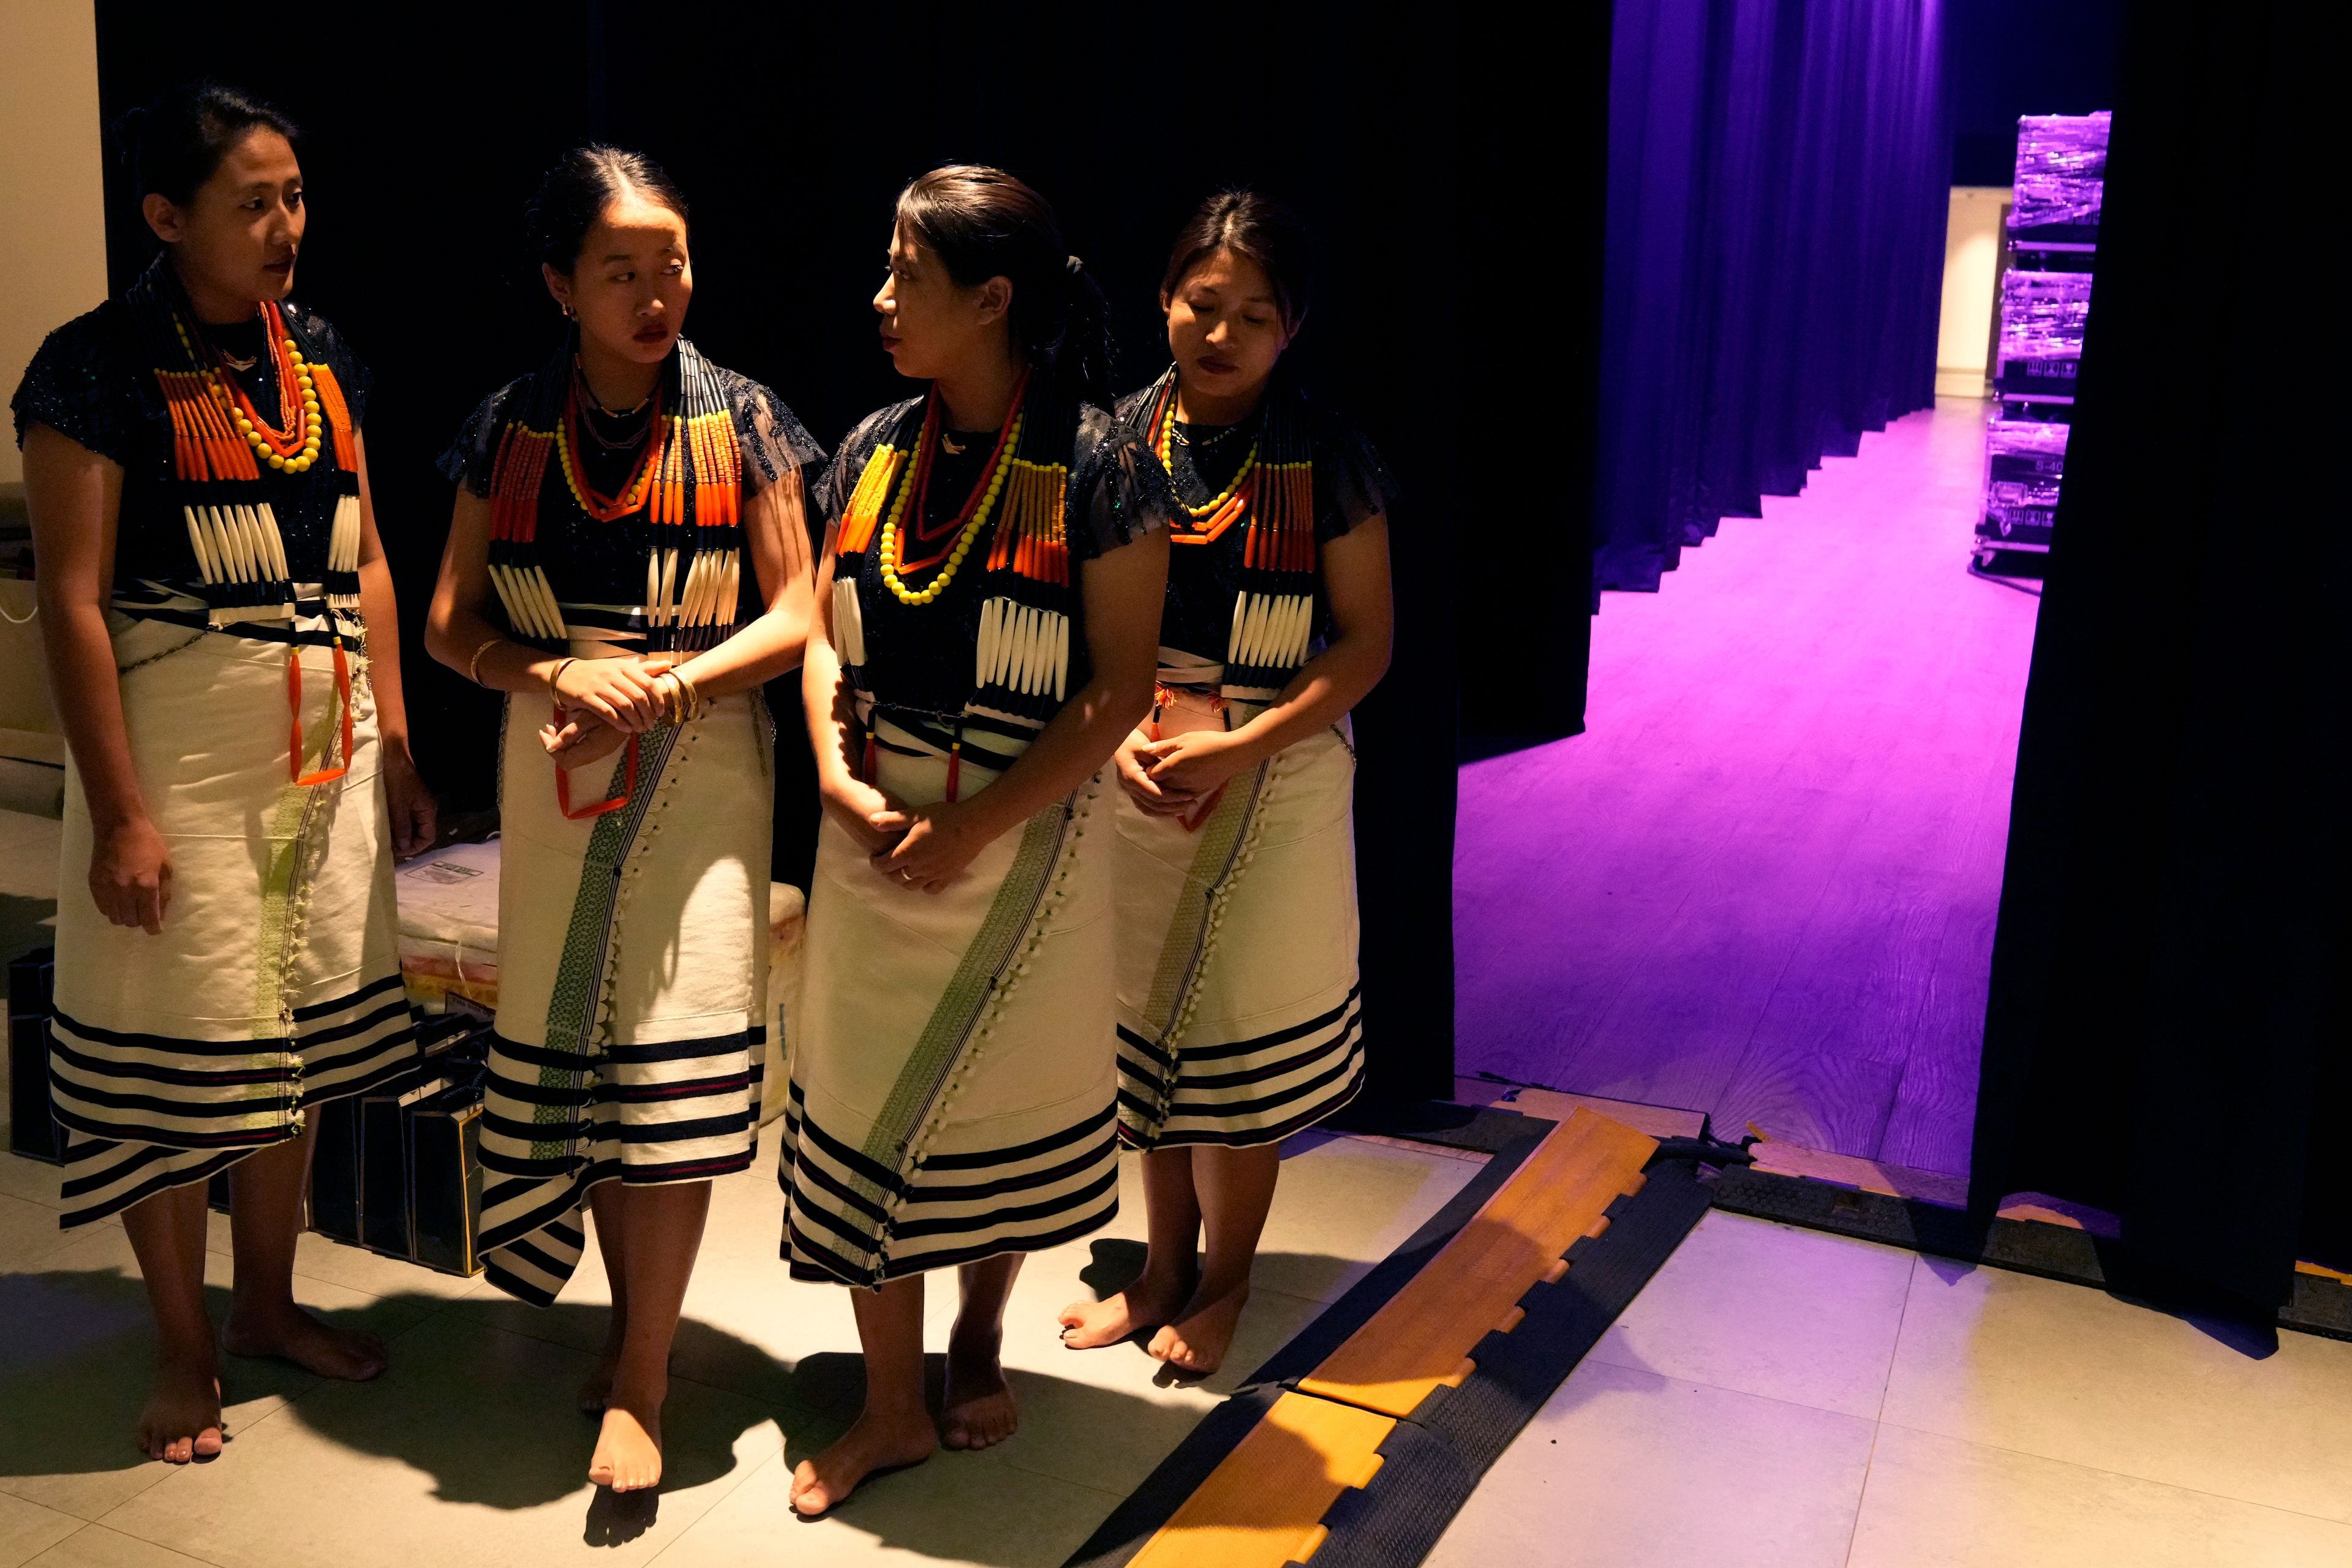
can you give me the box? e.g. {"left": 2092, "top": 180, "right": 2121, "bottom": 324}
{"left": 1455, "top": 399, "right": 2036, "bottom": 1176}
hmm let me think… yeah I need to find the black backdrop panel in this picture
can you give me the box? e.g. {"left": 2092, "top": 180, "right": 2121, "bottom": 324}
{"left": 86, "top": 0, "right": 1568, "bottom": 1102}
{"left": 1969, "top": 1, "right": 2350, "bottom": 1310}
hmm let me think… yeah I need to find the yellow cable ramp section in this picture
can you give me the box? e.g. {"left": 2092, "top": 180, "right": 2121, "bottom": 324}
{"left": 1125, "top": 1107, "right": 1659, "bottom": 1568}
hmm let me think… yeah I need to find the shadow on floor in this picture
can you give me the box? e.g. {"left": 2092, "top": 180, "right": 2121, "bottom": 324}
{"left": 0, "top": 1257, "right": 1319, "bottom": 1567}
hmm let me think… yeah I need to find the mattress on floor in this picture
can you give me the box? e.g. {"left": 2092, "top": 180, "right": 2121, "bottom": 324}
{"left": 393, "top": 840, "right": 502, "bottom": 1015}
{"left": 393, "top": 838, "right": 807, "bottom": 1126}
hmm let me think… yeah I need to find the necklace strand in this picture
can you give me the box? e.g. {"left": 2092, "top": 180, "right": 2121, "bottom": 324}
{"left": 879, "top": 374, "right": 1027, "bottom": 606}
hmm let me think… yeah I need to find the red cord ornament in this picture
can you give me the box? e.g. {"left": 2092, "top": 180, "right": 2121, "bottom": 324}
{"left": 285, "top": 641, "right": 355, "bottom": 786}
{"left": 552, "top": 706, "right": 641, "bottom": 820}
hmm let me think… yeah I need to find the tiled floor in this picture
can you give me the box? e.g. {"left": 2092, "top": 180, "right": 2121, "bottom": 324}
{"left": 0, "top": 1126, "right": 1483, "bottom": 1567}
{"left": 1429, "top": 1210, "right": 2352, "bottom": 1568}
{"left": 9, "top": 1110, "right": 2352, "bottom": 1568}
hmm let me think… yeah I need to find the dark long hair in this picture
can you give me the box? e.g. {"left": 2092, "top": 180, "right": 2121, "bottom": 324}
{"left": 527, "top": 145, "right": 690, "bottom": 273}
{"left": 1161, "top": 189, "right": 1313, "bottom": 335}
{"left": 116, "top": 81, "right": 300, "bottom": 210}
{"left": 895, "top": 164, "right": 1114, "bottom": 408}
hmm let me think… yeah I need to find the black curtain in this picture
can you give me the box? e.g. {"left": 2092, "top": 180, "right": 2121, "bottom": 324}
{"left": 1453, "top": 10, "right": 1608, "bottom": 745}
{"left": 1969, "top": 1, "right": 2350, "bottom": 1312}
{"left": 88, "top": 0, "right": 1543, "bottom": 1102}
{"left": 1593, "top": 0, "right": 1947, "bottom": 594}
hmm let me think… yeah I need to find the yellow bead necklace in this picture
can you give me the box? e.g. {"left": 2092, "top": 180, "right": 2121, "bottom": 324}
{"left": 879, "top": 412, "right": 1021, "bottom": 605}
{"left": 176, "top": 314, "right": 322, "bottom": 475}
{"left": 1155, "top": 386, "right": 1257, "bottom": 520}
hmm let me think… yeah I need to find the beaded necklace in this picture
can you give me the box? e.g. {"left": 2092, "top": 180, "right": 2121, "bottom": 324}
{"left": 483, "top": 336, "right": 745, "bottom": 656}
{"left": 129, "top": 262, "right": 366, "bottom": 788}
{"left": 1142, "top": 366, "right": 1319, "bottom": 686}
{"left": 831, "top": 377, "right": 1082, "bottom": 796}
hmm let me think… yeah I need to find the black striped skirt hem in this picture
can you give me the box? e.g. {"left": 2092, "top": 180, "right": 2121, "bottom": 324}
{"left": 778, "top": 1082, "right": 1120, "bottom": 1289}
{"left": 1116, "top": 990, "right": 1366, "bottom": 1150}
{"left": 51, "top": 970, "right": 418, "bottom": 1229}
{"left": 475, "top": 1025, "right": 763, "bottom": 1306}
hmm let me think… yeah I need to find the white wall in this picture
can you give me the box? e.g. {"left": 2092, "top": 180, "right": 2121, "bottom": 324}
{"left": 0, "top": 1, "right": 109, "bottom": 488}
{"left": 1936, "top": 186, "right": 2010, "bottom": 399}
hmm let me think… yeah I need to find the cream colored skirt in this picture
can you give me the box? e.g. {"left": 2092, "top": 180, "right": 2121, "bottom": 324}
{"left": 1113, "top": 691, "right": 1363, "bottom": 1148}
{"left": 52, "top": 613, "right": 413, "bottom": 1227}
{"left": 781, "top": 714, "right": 1118, "bottom": 1287}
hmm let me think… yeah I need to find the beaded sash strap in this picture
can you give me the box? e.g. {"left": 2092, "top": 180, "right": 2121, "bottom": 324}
{"left": 832, "top": 377, "right": 1083, "bottom": 778}
{"left": 1144, "top": 366, "right": 1318, "bottom": 693}
{"left": 481, "top": 337, "right": 745, "bottom": 655}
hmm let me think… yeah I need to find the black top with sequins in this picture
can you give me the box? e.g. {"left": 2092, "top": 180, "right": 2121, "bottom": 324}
{"left": 821, "top": 395, "right": 1169, "bottom": 726}
{"left": 1110, "top": 374, "right": 1395, "bottom": 675}
{"left": 439, "top": 350, "right": 822, "bottom": 634}
{"left": 13, "top": 290, "right": 371, "bottom": 616}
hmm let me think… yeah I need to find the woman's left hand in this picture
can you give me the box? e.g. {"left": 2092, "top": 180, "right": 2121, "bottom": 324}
{"left": 1138, "top": 729, "right": 1253, "bottom": 798}
{"left": 868, "top": 800, "right": 997, "bottom": 893}
{"left": 540, "top": 709, "right": 630, "bottom": 767}
{"left": 383, "top": 744, "right": 439, "bottom": 860}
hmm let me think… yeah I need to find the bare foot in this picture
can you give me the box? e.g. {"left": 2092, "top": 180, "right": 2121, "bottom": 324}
{"left": 941, "top": 1328, "right": 1019, "bottom": 1450}
{"left": 136, "top": 1363, "right": 225, "bottom": 1464}
{"left": 789, "top": 1404, "right": 937, "bottom": 1518}
{"left": 222, "top": 1302, "right": 386, "bottom": 1381}
{"left": 1148, "top": 1280, "right": 1251, "bottom": 1378}
{"left": 587, "top": 1376, "right": 665, "bottom": 1493}
{"left": 1058, "top": 1266, "right": 1194, "bottom": 1351}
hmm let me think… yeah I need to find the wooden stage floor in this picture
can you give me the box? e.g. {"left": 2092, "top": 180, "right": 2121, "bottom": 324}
{"left": 1455, "top": 398, "right": 2038, "bottom": 1178}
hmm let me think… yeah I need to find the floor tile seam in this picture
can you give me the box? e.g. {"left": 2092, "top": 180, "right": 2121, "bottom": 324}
{"left": 21, "top": 1516, "right": 92, "bottom": 1566}
{"left": 995, "top": 1452, "right": 1134, "bottom": 1501}
{"left": 0, "top": 1490, "right": 97, "bottom": 1544}
{"left": 83, "top": 1496, "right": 242, "bottom": 1566}
{"left": 1871, "top": 1256, "right": 1919, "bottom": 1425}
{"left": 1839, "top": 1414, "right": 1888, "bottom": 1567}
{"left": 1864, "top": 1415, "right": 2352, "bottom": 1529}
{"left": 1572, "top": 1346, "right": 1891, "bottom": 1427}
{"left": 639, "top": 1446, "right": 786, "bottom": 1564}
{"left": 0, "top": 1468, "right": 163, "bottom": 1526}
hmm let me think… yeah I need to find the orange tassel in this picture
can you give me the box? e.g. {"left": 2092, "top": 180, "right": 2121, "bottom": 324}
{"left": 309, "top": 363, "right": 360, "bottom": 470}
{"left": 160, "top": 377, "right": 195, "bottom": 480}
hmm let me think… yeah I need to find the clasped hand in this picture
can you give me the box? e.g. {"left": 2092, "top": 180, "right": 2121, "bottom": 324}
{"left": 539, "top": 655, "right": 675, "bottom": 765}
{"left": 1115, "top": 727, "right": 1250, "bottom": 816}
{"left": 817, "top": 769, "right": 992, "bottom": 895}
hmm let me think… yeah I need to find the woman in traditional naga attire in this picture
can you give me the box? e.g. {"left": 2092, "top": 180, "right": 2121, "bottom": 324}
{"left": 780, "top": 165, "right": 1169, "bottom": 1515}
{"left": 1058, "top": 190, "right": 1396, "bottom": 1378}
{"left": 16, "top": 84, "right": 436, "bottom": 1464}
{"left": 427, "top": 146, "right": 817, "bottom": 1492}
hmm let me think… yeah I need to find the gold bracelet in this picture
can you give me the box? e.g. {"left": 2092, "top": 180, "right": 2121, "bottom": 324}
{"left": 671, "top": 665, "right": 706, "bottom": 722}
{"left": 656, "top": 671, "right": 684, "bottom": 726}
{"left": 466, "top": 635, "right": 508, "bottom": 687}
{"left": 546, "top": 655, "right": 579, "bottom": 704}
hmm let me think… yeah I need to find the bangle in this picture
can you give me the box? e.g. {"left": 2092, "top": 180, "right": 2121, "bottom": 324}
{"left": 546, "top": 656, "right": 579, "bottom": 703}
{"left": 671, "top": 665, "right": 706, "bottom": 722}
{"left": 466, "top": 635, "right": 508, "bottom": 687}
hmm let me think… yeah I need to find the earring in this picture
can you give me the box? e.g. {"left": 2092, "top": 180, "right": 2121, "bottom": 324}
{"left": 560, "top": 301, "right": 576, "bottom": 320}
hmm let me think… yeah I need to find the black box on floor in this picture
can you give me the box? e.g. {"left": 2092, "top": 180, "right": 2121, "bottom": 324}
{"left": 358, "top": 1089, "right": 413, "bottom": 1259}
{"left": 406, "top": 1082, "right": 485, "bottom": 1276}
{"left": 6, "top": 946, "right": 61, "bottom": 1164}
{"left": 309, "top": 1096, "right": 363, "bottom": 1243}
